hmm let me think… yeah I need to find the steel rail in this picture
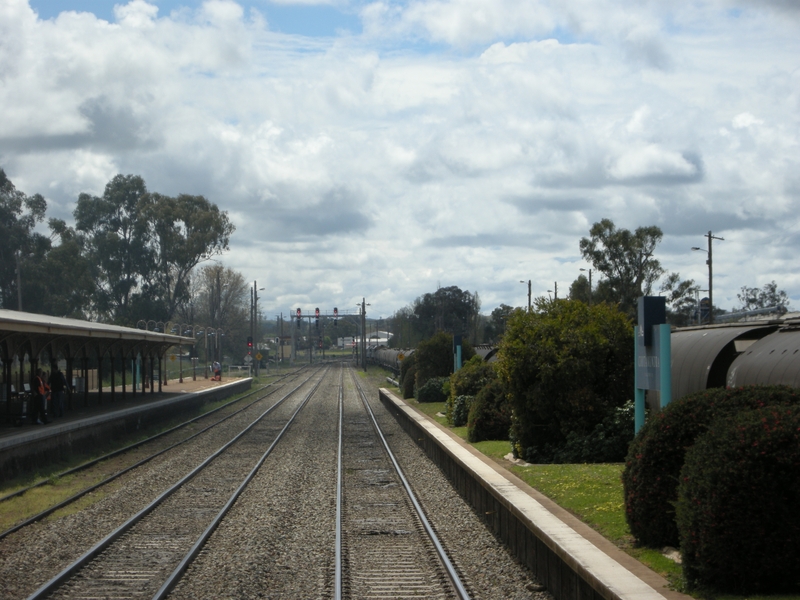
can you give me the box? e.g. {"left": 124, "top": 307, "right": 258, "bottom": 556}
{"left": 351, "top": 369, "right": 471, "bottom": 600}
{"left": 153, "top": 369, "right": 328, "bottom": 599}
{"left": 0, "top": 370, "right": 299, "bottom": 505}
{"left": 334, "top": 364, "right": 344, "bottom": 600}
{"left": 25, "top": 368, "right": 325, "bottom": 600}
{"left": 0, "top": 371, "right": 303, "bottom": 541}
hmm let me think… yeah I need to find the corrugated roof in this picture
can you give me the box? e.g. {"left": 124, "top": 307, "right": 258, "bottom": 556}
{"left": 0, "top": 309, "right": 193, "bottom": 345}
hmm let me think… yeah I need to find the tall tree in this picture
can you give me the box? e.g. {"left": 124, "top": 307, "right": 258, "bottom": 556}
{"left": 0, "top": 168, "right": 48, "bottom": 310}
{"left": 73, "top": 174, "right": 151, "bottom": 322}
{"left": 140, "top": 192, "right": 234, "bottom": 320}
{"left": 659, "top": 272, "right": 700, "bottom": 326}
{"left": 74, "top": 174, "right": 234, "bottom": 324}
{"left": 579, "top": 219, "right": 664, "bottom": 318}
{"left": 412, "top": 285, "right": 480, "bottom": 338}
{"left": 485, "top": 304, "right": 516, "bottom": 343}
{"left": 179, "top": 264, "right": 248, "bottom": 362}
{"left": 736, "top": 281, "right": 791, "bottom": 312}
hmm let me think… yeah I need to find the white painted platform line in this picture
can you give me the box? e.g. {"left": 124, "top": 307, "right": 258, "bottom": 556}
{"left": 381, "top": 389, "right": 668, "bottom": 600}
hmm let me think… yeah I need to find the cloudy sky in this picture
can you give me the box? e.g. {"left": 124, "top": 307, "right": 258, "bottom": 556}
{"left": 2, "top": 0, "right": 799, "bottom": 320}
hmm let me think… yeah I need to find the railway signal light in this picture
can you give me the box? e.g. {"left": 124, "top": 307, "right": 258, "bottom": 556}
{"left": 333, "top": 307, "right": 338, "bottom": 326}
{"left": 315, "top": 307, "right": 320, "bottom": 329}
{"left": 296, "top": 308, "right": 301, "bottom": 329}
{"left": 247, "top": 336, "right": 253, "bottom": 348}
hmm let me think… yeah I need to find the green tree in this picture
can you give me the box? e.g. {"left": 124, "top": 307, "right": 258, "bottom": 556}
{"left": 485, "top": 303, "right": 516, "bottom": 342}
{"left": 412, "top": 285, "right": 480, "bottom": 338}
{"left": 568, "top": 274, "right": 591, "bottom": 304}
{"left": 496, "top": 298, "right": 633, "bottom": 463}
{"left": 415, "top": 331, "right": 475, "bottom": 390}
{"left": 139, "top": 192, "right": 234, "bottom": 320}
{"left": 659, "top": 272, "right": 699, "bottom": 326}
{"left": 736, "top": 281, "right": 791, "bottom": 312}
{"left": 74, "top": 174, "right": 152, "bottom": 322}
{"left": 74, "top": 174, "right": 234, "bottom": 324}
{"left": 0, "top": 168, "right": 48, "bottom": 310}
{"left": 23, "top": 219, "right": 96, "bottom": 319}
{"left": 579, "top": 219, "right": 665, "bottom": 318}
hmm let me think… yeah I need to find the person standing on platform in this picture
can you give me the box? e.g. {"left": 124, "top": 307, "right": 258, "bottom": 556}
{"left": 34, "top": 369, "right": 50, "bottom": 424}
{"left": 50, "top": 367, "right": 67, "bottom": 418}
{"left": 212, "top": 360, "right": 221, "bottom": 381}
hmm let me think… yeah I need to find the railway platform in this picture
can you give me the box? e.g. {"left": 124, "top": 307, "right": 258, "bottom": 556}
{"left": 0, "top": 376, "right": 252, "bottom": 480}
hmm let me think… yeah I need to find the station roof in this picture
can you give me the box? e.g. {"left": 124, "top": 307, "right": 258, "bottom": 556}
{"left": 0, "top": 309, "right": 194, "bottom": 361}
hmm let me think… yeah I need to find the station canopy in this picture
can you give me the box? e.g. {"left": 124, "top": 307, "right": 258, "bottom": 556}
{"left": 0, "top": 309, "right": 195, "bottom": 365}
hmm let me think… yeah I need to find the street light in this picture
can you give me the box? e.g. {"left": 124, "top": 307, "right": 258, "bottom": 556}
{"left": 692, "top": 230, "right": 723, "bottom": 324}
{"left": 519, "top": 280, "right": 531, "bottom": 312}
{"left": 547, "top": 282, "right": 558, "bottom": 301}
{"left": 580, "top": 268, "right": 592, "bottom": 305}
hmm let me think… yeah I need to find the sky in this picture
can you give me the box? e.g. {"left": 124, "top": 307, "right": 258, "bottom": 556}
{"left": 2, "top": 0, "right": 799, "bottom": 321}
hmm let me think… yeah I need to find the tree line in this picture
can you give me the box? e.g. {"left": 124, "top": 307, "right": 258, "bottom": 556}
{"left": 1, "top": 169, "right": 257, "bottom": 360}
{"left": 386, "top": 217, "right": 791, "bottom": 346}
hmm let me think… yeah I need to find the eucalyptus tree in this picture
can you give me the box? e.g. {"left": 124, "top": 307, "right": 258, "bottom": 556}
{"left": 0, "top": 168, "right": 49, "bottom": 310}
{"left": 74, "top": 174, "right": 234, "bottom": 325}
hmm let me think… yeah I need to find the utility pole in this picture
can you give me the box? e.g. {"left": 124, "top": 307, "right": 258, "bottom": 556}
{"left": 253, "top": 281, "right": 259, "bottom": 376}
{"left": 520, "top": 280, "right": 531, "bottom": 312}
{"left": 706, "top": 231, "right": 723, "bottom": 324}
{"left": 361, "top": 298, "right": 367, "bottom": 372}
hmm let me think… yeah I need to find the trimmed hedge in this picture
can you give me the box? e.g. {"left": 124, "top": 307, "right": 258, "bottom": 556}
{"left": 417, "top": 376, "right": 448, "bottom": 403}
{"left": 447, "top": 356, "right": 495, "bottom": 425}
{"left": 451, "top": 395, "right": 472, "bottom": 427}
{"left": 401, "top": 363, "right": 417, "bottom": 399}
{"left": 676, "top": 405, "right": 800, "bottom": 594}
{"left": 622, "top": 385, "right": 800, "bottom": 548}
{"left": 467, "top": 379, "right": 512, "bottom": 443}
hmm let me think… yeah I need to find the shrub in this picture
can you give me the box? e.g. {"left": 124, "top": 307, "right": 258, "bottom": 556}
{"left": 451, "top": 395, "right": 472, "bottom": 427}
{"left": 622, "top": 385, "right": 800, "bottom": 548}
{"left": 416, "top": 376, "right": 448, "bottom": 403}
{"left": 676, "top": 405, "right": 800, "bottom": 594}
{"left": 468, "top": 379, "right": 512, "bottom": 443}
{"left": 415, "top": 331, "right": 475, "bottom": 390}
{"left": 497, "top": 299, "right": 634, "bottom": 463}
{"left": 401, "top": 363, "right": 416, "bottom": 399}
{"left": 552, "top": 400, "right": 635, "bottom": 463}
{"left": 447, "top": 355, "right": 495, "bottom": 424}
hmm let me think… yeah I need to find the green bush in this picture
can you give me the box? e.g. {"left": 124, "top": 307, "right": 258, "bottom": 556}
{"left": 416, "top": 376, "right": 448, "bottom": 403}
{"left": 400, "top": 364, "right": 417, "bottom": 398}
{"left": 415, "top": 331, "right": 475, "bottom": 390}
{"left": 447, "top": 355, "right": 495, "bottom": 424}
{"left": 468, "top": 379, "right": 512, "bottom": 443}
{"left": 622, "top": 385, "right": 800, "bottom": 548}
{"left": 451, "top": 395, "right": 472, "bottom": 426}
{"left": 552, "top": 400, "right": 634, "bottom": 463}
{"left": 399, "top": 352, "right": 416, "bottom": 384}
{"left": 497, "top": 299, "right": 633, "bottom": 463}
{"left": 676, "top": 405, "right": 800, "bottom": 594}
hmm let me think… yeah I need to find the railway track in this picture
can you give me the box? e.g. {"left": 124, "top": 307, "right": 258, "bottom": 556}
{"left": 25, "top": 368, "right": 328, "bottom": 599}
{"left": 336, "top": 367, "right": 470, "bottom": 599}
{"left": 0, "top": 370, "right": 305, "bottom": 541}
{"left": 3, "top": 363, "right": 545, "bottom": 599}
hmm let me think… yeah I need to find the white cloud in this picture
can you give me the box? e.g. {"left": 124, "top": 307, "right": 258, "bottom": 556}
{"left": 1, "top": 0, "right": 799, "bottom": 316}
